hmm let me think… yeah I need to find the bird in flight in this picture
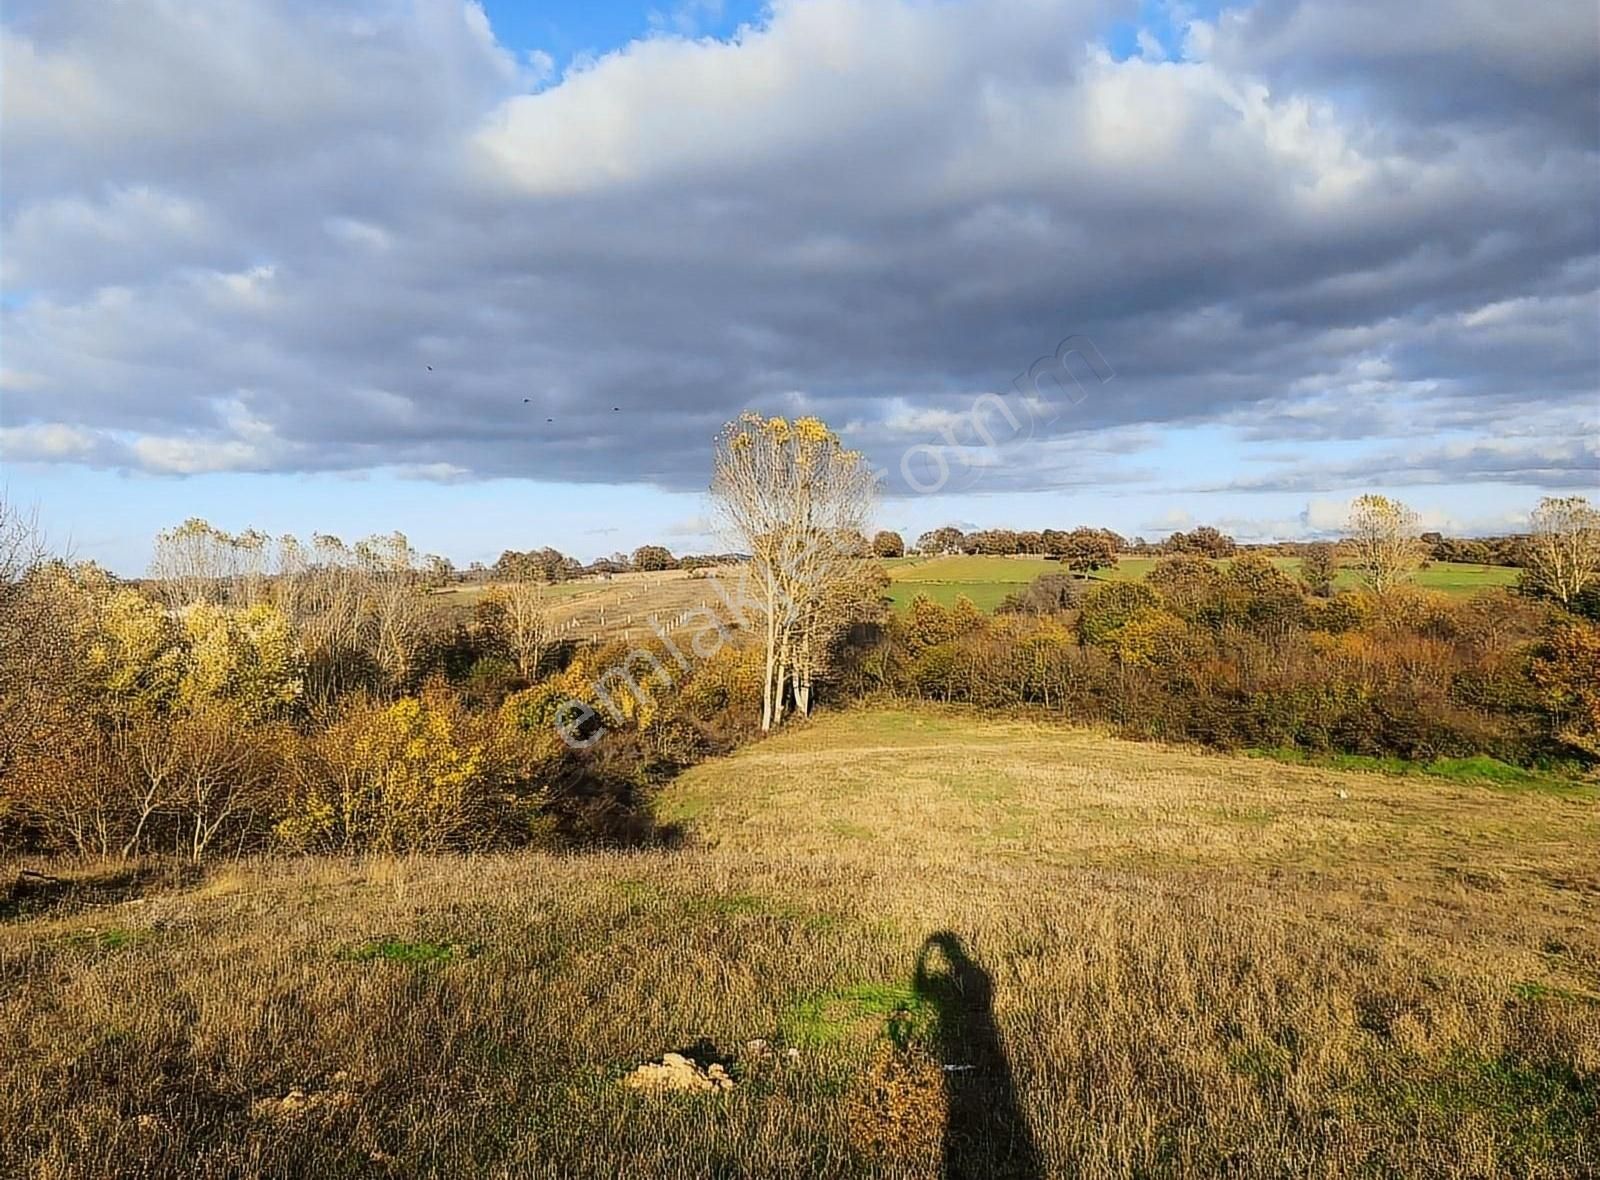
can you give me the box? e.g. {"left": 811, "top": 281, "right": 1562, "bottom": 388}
{"left": 426, "top": 365, "right": 433, "bottom": 371}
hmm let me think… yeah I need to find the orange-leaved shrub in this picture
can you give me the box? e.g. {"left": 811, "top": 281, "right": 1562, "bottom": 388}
{"left": 1532, "top": 619, "right": 1600, "bottom": 758}
{"left": 838, "top": 571, "right": 1582, "bottom": 768}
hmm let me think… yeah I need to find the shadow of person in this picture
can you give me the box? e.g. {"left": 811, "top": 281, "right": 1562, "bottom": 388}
{"left": 913, "top": 932, "right": 1043, "bottom": 1180}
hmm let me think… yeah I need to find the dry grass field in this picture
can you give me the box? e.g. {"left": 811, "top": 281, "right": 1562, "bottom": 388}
{"left": 4, "top": 709, "right": 1596, "bottom": 1178}
{"left": 426, "top": 556, "right": 1516, "bottom": 640}
{"left": 433, "top": 568, "right": 742, "bottom": 643}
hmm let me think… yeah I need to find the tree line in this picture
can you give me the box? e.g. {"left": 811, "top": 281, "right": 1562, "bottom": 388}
{"left": 1, "top": 420, "right": 1596, "bottom": 863}
{"left": 489, "top": 545, "right": 737, "bottom": 583}
{"left": 895, "top": 520, "right": 1558, "bottom": 569}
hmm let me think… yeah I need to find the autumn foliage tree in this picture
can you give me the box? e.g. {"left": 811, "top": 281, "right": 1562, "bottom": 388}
{"left": 1522, "top": 495, "right": 1600, "bottom": 608}
{"left": 7, "top": 565, "right": 303, "bottom": 859}
{"left": 631, "top": 545, "right": 677, "bottom": 572}
{"left": 495, "top": 547, "right": 580, "bottom": 583}
{"left": 1346, "top": 495, "right": 1425, "bottom": 595}
{"left": 916, "top": 526, "right": 965, "bottom": 556}
{"left": 277, "top": 688, "right": 526, "bottom": 853}
{"left": 711, "top": 413, "right": 877, "bottom": 729}
{"left": 1046, "top": 527, "right": 1119, "bottom": 572}
{"left": 1165, "top": 526, "right": 1237, "bottom": 558}
{"left": 1531, "top": 620, "right": 1600, "bottom": 758}
{"left": 0, "top": 503, "right": 68, "bottom": 789}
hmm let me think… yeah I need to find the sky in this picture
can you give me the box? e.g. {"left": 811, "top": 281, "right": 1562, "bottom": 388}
{"left": 1, "top": 0, "right": 1596, "bottom": 574}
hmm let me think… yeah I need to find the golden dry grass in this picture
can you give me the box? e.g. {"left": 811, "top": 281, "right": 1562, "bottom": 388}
{"left": 433, "top": 569, "right": 741, "bottom": 644}
{"left": 3, "top": 708, "right": 1596, "bottom": 1178}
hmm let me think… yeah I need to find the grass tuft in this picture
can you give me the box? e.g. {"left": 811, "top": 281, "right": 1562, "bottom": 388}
{"left": 344, "top": 937, "right": 458, "bottom": 965}
{"left": 781, "top": 983, "right": 934, "bottom": 1048}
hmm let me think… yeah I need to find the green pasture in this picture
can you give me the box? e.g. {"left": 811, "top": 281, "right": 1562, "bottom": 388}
{"left": 884, "top": 554, "right": 1518, "bottom": 612}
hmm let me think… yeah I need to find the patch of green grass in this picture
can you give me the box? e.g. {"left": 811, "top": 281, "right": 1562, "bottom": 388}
{"left": 1228, "top": 1039, "right": 1293, "bottom": 1085}
{"left": 781, "top": 982, "right": 934, "bottom": 1048}
{"left": 829, "top": 820, "right": 876, "bottom": 841}
{"left": 657, "top": 794, "right": 706, "bottom": 824}
{"left": 885, "top": 555, "right": 1057, "bottom": 585}
{"left": 987, "top": 818, "right": 1029, "bottom": 841}
{"left": 1512, "top": 981, "right": 1600, "bottom": 1005}
{"left": 1370, "top": 1051, "right": 1600, "bottom": 1163}
{"left": 614, "top": 878, "right": 663, "bottom": 903}
{"left": 1247, "top": 747, "right": 1596, "bottom": 798}
{"left": 1422, "top": 755, "right": 1592, "bottom": 795}
{"left": 66, "top": 927, "right": 150, "bottom": 952}
{"left": 884, "top": 554, "right": 1060, "bottom": 613}
{"left": 948, "top": 773, "right": 1010, "bottom": 804}
{"left": 1410, "top": 563, "right": 1522, "bottom": 593}
{"left": 1211, "top": 805, "right": 1278, "bottom": 825}
{"left": 683, "top": 892, "right": 783, "bottom": 918}
{"left": 345, "top": 937, "right": 458, "bottom": 965}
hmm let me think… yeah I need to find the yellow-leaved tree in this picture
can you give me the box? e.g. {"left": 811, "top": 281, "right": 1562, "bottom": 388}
{"left": 10, "top": 565, "right": 304, "bottom": 860}
{"left": 1523, "top": 495, "right": 1600, "bottom": 608}
{"left": 278, "top": 688, "right": 520, "bottom": 853}
{"left": 178, "top": 602, "right": 303, "bottom": 720}
{"left": 710, "top": 413, "right": 877, "bottom": 729}
{"left": 1346, "top": 494, "right": 1425, "bottom": 595}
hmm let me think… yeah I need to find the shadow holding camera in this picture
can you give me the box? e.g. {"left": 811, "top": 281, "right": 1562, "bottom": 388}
{"left": 913, "top": 931, "right": 1043, "bottom": 1180}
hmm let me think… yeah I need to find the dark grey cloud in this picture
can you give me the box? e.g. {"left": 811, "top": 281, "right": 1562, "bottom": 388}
{"left": 1, "top": 0, "right": 1595, "bottom": 500}
{"left": 1204, "top": 0, "right": 1600, "bottom": 145}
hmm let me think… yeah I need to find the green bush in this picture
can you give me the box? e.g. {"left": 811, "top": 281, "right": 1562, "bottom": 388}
{"left": 1077, "top": 582, "right": 1161, "bottom": 647}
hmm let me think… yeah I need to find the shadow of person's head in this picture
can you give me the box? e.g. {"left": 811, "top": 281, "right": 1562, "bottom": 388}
{"left": 914, "top": 931, "right": 989, "bottom": 1004}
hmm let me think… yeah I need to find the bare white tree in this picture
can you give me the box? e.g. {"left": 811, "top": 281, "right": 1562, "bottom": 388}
{"left": 711, "top": 414, "right": 876, "bottom": 729}
{"left": 355, "top": 531, "right": 426, "bottom": 692}
{"left": 0, "top": 495, "right": 47, "bottom": 582}
{"left": 1346, "top": 494, "right": 1425, "bottom": 595}
{"left": 280, "top": 533, "right": 371, "bottom": 707}
{"left": 1524, "top": 495, "right": 1600, "bottom": 607}
{"left": 150, "top": 518, "right": 232, "bottom": 609}
{"left": 482, "top": 580, "right": 552, "bottom": 681}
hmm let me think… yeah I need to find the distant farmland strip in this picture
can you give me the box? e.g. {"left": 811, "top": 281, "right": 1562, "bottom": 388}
{"left": 885, "top": 554, "right": 1518, "bottom": 611}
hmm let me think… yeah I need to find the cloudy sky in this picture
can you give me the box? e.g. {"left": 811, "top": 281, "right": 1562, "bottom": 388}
{"left": 2, "top": 0, "right": 1596, "bottom": 572}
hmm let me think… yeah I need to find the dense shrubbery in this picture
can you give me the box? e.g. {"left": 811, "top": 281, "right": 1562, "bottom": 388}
{"left": 997, "top": 573, "right": 1085, "bottom": 615}
{"left": 275, "top": 688, "right": 537, "bottom": 853}
{"left": 2, "top": 497, "right": 1596, "bottom": 862}
{"left": 0, "top": 517, "right": 764, "bottom": 860}
{"left": 840, "top": 574, "right": 1598, "bottom": 769}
